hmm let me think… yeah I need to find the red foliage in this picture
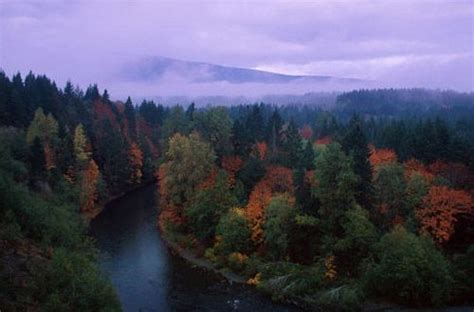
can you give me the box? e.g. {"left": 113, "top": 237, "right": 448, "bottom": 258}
{"left": 369, "top": 145, "right": 397, "bottom": 168}
{"left": 157, "top": 165, "right": 186, "bottom": 229}
{"left": 416, "top": 186, "right": 474, "bottom": 243}
{"left": 305, "top": 170, "right": 315, "bottom": 184}
{"left": 93, "top": 100, "right": 119, "bottom": 129}
{"left": 80, "top": 159, "right": 100, "bottom": 213}
{"left": 128, "top": 142, "right": 143, "bottom": 184}
{"left": 245, "top": 165, "right": 294, "bottom": 244}
{"left": 44, "top": 143, "right": 56, "bottom": 171}
{"left": 197, "top": 167, "right": 218, "bottom": 190}
{"left": 315, "top": 136, "right": 332, "bottom": 145}
{"left": 265, "top": 166, "right": 294, "bottom": 194}
{"left": 255, "top": 142, "right": 268, "bottom": 160}
{"left": 299, "top": 124, "right": 313, "bottom": 140}
{"left": 246, "top": 181, "right": 272, "bottom": 243}
{"left": 404, "top": 158, "right": 435, "bottom": 183}
{"left": 137, "top": 116, "right": 153, "bottom": 138}
{"left": 221, "top": 155, "right": 243, "bottom": 187}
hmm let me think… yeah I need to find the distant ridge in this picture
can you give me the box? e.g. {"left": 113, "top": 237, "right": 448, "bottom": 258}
{"left": 122, "top": 56, "right": 366, "bottom": 85}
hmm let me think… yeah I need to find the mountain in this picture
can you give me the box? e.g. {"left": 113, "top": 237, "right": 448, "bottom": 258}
{"left": 121, "top": 56, "right": 366, "bottom": 85}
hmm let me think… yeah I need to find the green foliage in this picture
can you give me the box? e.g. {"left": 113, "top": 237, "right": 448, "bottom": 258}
{"left": 373, "top": 163, "right": 407, "bottom": 230}
{"left": 334, "top": 207, "right": 378, "bottom": 273}
{"left": 315, "top": 284, "right": 364, "bottom": 312}
{"left": 313, "top": 143, "right": 358, "bottom": 233}
{"left": 364, "top": 226, "right": 452, "bottom": 306}
{"left": 263, "top": 195, "right": 297, "bottom": 261}
{"left": 452, "top": 245, "right": 474, "bottom": 301}
{"left": 215, "top": 208, "right": 252, "bottom": 255}
{"left": 36, "top": 248, "right": 120, "bottom": 312}
{"left": 26, "top": 107, "right": 58, "bottom": 145}
{"left": 236, "top": 156, "right": 265, "bottom": 195}
{"left": 185, "top": 171, "right": 238, "bottom": 241}
{"left": 258, "top": 261, "right": 325, "bottom": 301}
{"left": 193, "top": 107, "right": 233, "bottom": 158}
{"left": 341, "top": 115, "right": 373, "bottom": 209}
{"left": 162, "top": 132, "right": 216, "bottom": 206}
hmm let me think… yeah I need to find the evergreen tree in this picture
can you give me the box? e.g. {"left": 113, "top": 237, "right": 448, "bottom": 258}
{"left": 341, "top": 115, "right": 373, "bottom": 208}
{"left": 124, "top": 97, "right": 136, "bottom": 139}
{"left": 30, "top": 137, "right": 46, "bottom": 179}
{"left": 282, "top": 120, "right": 302, "bottom": 168}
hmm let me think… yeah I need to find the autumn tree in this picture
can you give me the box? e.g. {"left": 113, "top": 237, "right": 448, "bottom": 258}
{"left": 185, "top": 171, "right": 238, "bottom": 241}
{"left": 159, "top": 132, "right": 215, "bottom": 208}
{"left": 246, "top": 180, "right": 272, "bottom": 244}
{"left": 369, "top": 145, "right": 397, "bottom": 168}
{"left": 221, "top": 155, "right": 243, "bottom": 187}
{"left": 79, "top": 159, "right": 100, "bottom": 212}
{"left": 299, "top": 124, "right": 313, "bottom": 140}
{"left": 128, "top": 142, "right": 143, "bottom": 185}
{"left": 73, "top": 124, "right": 91, "bottom": 168}
{"left": 26, "top": 107, "right": 58, "bottom": 170}
{"left": 416, "top": 186, "right": 474, "bottom": 243}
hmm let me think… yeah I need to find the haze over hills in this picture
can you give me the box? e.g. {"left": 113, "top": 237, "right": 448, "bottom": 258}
{"left": 116, "top": 56, "right": 373, "bottom": 101}
{"left": 122, "top": 56, "right": 366, "bottom": 84}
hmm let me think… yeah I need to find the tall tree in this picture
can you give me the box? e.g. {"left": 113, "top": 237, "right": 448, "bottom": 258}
{"left": 341, "top": 115, "right": 373, "bottom": 208}
{"left": 313, "top": 143, "right": 358, "bottom": 236}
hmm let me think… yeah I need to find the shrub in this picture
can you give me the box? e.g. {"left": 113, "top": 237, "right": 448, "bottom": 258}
{"left": 364, "top": 226, "right": 452, "bottom": 306}
{"left": 215, "top": 208, "right": 252, "bottom": 255}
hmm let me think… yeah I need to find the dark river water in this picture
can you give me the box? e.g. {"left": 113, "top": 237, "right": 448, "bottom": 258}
{"left": 90, "top": 184, "right": 303, "bottom": 312}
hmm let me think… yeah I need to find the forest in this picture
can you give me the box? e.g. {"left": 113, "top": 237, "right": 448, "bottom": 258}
{"left": 0, "top": 71, "right": 473, "bottom": 311}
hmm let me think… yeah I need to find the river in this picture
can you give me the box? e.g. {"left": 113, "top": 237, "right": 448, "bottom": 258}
{"left": 90, "top": 184, "right": 304, "bottom": 312}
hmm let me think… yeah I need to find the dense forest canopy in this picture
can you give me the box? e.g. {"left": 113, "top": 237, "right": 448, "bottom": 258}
{"left": 1, "top": 71, "right": 473, "bottom": 310}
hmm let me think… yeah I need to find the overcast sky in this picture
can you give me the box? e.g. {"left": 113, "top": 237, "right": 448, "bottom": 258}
{"left": 0, "top": 0, "right": 473, "bottom": 97}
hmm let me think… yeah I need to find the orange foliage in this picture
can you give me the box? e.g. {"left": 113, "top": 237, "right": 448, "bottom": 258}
{"left": 265, "top": 166, "right": 294, "bottom": 193}
{"left": 246, "top": 181, "right": 272, "bottom": 243}
{"left": 299, "top": 124, "right": 313, "bottom": 140}
{"left": 63, "top": 166, "right": 75, "bottom": 184}
{"left": 221, "top": 155, "right": 243, "bottom": 187}
{"left": 245, "top": 165, "right": 294, "bottom": 244}
{"left": 157, "top": 165, "right": 186, "bottom": 229}
{"left": 80, "top": 159, "right": 100, "bottom": 213}
{"left": 404, "top": 158, "right": 434, "bottom": 183}
{"left": 315, "top": 136, "right": 332, "bottom": 145}
{"left": 197, "top": 167, "right": 218, "bottom": 190}
{"left": 305, "top": 170, "right": 316, "bottom": 187}
{"left": 128, "top": 142, "right": 143, "bottom": 184}
{"left": 369, "top": 145, "right": 397, "bottom": 168}
{"left": 44, "top": 143, "right": 56, "bottom": 171}
{"left": 137, "top": 116, "right": 153, "bottom": 138}
{"left": 416, "top": 185, "right": 474, "bottom": 243}
{"left": 255, "top": 142, "right": 268, "bottom": 160}
{"left": 93, "top": 100, "right": 119, "bottom": 129}
{"left": 145, "top": 136, "right": 159, "bottom": 159}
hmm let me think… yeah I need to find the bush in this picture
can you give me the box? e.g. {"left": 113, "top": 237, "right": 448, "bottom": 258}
{"left": 452, "top": 245, "right": 474, "bottom": 301}
{"left": 364, "top": 226, "right": 452, "bottom": 306}
{"left": 35, "top": 248, "right": 121, "bottom": 311}
{"left": 215, "top": 208, "right": 252, "bottom": 255}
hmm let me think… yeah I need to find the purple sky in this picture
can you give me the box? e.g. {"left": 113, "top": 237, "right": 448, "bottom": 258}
{"left": 1, "top": 0, "right": 473, "bottom": 98}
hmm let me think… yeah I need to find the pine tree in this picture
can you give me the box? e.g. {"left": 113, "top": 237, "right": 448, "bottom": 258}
{"left": 342, "top": 115, "right": 373, "bottom": 208}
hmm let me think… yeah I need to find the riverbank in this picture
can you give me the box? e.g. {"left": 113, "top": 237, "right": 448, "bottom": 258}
{"left": 157, "top": 220, "right": 474, "bottom": 312}
{"left": 156, "top": 222, "right": 317, "bottom": 311}
{"left": 84, "top": 180, "right": 157, "bottom": 221}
